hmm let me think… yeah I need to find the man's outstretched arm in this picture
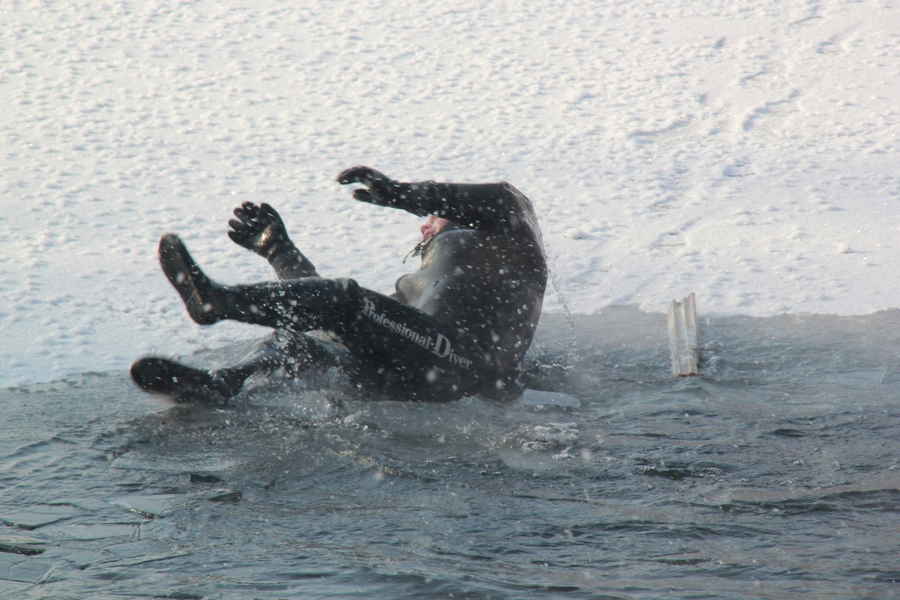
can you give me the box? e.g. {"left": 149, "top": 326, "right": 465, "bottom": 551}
{"left": 228, "top": 202, "right": 318, "bottom": 280}
{"left": 337, "top": 166, "right": 526, "bottom": 232}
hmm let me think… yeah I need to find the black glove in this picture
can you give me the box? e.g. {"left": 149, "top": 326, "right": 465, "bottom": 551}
{"left": 336, "top": 165, "right": 401, "bottom": 206}
{"left": 227, "top": 202, "right": 290, "bottom": 259}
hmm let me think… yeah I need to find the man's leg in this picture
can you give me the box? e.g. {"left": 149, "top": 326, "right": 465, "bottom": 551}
{"left": 158, "top": 233, "right": 355, "bottom": 330}
{"left": 130, "top": 357, "right": 246, "bottom": 403}
{"left": 130, "top": 330, "right": 347, "bottom": 402}
{"left": 157, "top": 234, "right": 493, "bottom": 401}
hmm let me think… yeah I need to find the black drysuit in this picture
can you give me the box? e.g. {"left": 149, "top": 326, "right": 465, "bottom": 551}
{"left": 132, "top": 168, "right": 547, "bottom": 403}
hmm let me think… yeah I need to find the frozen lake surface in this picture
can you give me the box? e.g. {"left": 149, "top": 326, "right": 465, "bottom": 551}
{"left": 2, "top": 309, "right": 897, "bottom": 599}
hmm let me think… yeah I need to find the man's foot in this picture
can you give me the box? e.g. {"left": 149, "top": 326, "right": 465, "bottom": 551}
{"left": 130, "top": 357, "right": 242, "bottom": 403}
{"left": 158, "top": 234, "right": 223, "bottom": 325}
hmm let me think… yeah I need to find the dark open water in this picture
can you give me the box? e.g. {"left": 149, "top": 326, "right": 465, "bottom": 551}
{"left": 1, "top": 307, "right": 898, "bottom": 599}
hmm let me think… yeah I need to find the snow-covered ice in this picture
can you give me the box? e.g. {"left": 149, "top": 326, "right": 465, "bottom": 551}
{"left": 2, "top": 0, "right": 899, "bottom": 387}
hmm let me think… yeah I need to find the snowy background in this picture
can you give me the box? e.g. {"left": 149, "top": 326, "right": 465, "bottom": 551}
{"left": 2, "top": 0, "right": 899, "bottom": 387}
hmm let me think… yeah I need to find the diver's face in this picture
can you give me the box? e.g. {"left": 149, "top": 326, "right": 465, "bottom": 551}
{"left": 420, "top": 216, "right": 450, "bottom": 240}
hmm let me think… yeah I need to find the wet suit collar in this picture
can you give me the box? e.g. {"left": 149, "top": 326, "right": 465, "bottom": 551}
{"left": 404, "top": 222, "right": 464, "bottom": 262}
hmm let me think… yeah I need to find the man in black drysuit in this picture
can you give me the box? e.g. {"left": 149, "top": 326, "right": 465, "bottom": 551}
{"left": 130, "top": 166, "right": 547, "bottom": 403}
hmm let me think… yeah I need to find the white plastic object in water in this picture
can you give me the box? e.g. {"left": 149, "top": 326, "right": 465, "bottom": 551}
{"left": 668, "top": 292, "right": 700, "bottom": 377}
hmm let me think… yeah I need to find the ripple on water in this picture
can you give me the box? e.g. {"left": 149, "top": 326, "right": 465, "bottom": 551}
{"left": 1, "top": 310, "right": 899, "bottom": 598}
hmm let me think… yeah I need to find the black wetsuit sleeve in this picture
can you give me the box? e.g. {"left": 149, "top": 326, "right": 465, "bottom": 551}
{"left": 267, "top": 245, "right": 319, "bottom": 280}
{"left": 389, "top": 182, "right": 524, "bottom": 232}
{"left": 228, "top": 201, "right": 319, "bottom": 280}
{"left": 362, "top": 181, "right": 527, "bottom": 232}
{"left": 338, "top": 166, "right": 534, "bottom": 233}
